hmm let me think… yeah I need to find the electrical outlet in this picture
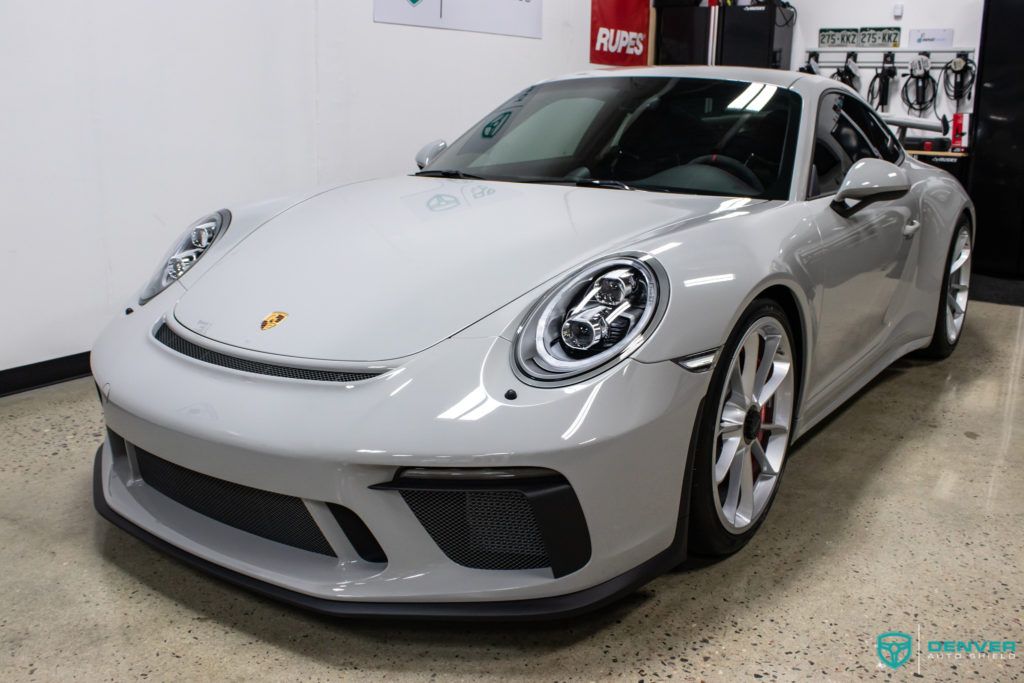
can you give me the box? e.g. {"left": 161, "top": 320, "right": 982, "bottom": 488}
{"left": 894, "top": 3, "right": 904, "bottom": 19}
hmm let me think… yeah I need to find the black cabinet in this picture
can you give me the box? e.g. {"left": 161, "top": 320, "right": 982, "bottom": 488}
{"left": 655, "top": 2, "right": 712, "bottom": 66}
{"left": 655, "top": 0, "right": 793, "bottom": 70}
{"left": 969, "top": 0, "right": 1024, "bottom": 277}
{"left": 718, "top": 3, "right": 793, "bottom": 70}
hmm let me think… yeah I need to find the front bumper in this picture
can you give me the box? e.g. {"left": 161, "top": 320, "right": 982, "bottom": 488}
{"left": 91, "top": 304, "right": 710, "bottom": 616}
{"left": 94, "top": 446, "right": 694, "bottom": 620}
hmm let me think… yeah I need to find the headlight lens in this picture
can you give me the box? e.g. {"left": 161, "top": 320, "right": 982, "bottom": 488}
{"left": 138, "top": 210, "right": 230, "bottom": 304}
{"left": 514, "top": 256, "right": 663, "bottom": 383}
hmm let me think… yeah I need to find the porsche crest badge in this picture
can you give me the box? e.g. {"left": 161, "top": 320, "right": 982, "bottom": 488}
{"left": 260, "top": 311, "right": 288, "bottom": 331}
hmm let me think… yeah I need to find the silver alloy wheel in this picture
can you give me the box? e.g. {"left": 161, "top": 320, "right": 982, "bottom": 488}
{"left": 946, "top": 227, "right": 972, "bottom": 344}
{"left": 712, "top": 316, "right": 795, "bottom": 534}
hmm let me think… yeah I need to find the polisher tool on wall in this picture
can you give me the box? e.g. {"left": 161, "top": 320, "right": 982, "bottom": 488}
{"left": 942, "top": 51, "right": 977, "bottom": 111}
{"left": 831, "top": 51, "right": 861, "bottom": 90}
{"left": 901, "top": 52, "right": 938, "bottom": 117}
{"left": 868, "top": 51, "right": 899, "bottom": 112}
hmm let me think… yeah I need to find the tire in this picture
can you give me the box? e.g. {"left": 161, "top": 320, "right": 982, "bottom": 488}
{"left": 918, "top": 219, "right": 972, "bottom": 359}
{"left": 688, "top": 299, "right": 798, "bottom": 557}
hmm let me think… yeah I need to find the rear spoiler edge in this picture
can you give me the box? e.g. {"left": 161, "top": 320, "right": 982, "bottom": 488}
{"left": 882, "top": 114, "right": 950, "bottom": 142}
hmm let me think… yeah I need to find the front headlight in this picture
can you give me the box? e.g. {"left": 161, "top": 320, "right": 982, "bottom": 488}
{"left": 138, "top": 210, "right": 230, "bottom": 305}
{"left": 513, "top": 256, "right": 665, "bottom": 384}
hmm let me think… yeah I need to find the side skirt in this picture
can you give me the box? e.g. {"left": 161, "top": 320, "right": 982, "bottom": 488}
{"left": 794, "top": 336, "right": 932, "bottom": 440}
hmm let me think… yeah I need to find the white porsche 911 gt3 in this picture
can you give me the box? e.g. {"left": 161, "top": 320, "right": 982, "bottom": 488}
{"left": 92, "top": 67, "right": 973, "bottom": 619}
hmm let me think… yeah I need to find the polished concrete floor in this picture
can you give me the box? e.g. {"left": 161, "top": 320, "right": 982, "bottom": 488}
{"left": 2, "top": 301, "right": 1022, "bottom": 682}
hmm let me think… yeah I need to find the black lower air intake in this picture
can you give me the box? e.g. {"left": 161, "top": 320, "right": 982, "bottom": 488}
{"left": 371, "top": 468, "right": 591, "bottom": 578}
{"left": 134, "top": 446, "right": 336, "bottom": 557}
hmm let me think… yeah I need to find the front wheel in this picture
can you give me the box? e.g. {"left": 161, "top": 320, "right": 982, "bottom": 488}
{"left": 688, "top": 299, "right": 798, "bottom": 557}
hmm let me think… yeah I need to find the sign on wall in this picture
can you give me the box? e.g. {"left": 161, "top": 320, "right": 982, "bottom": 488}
{"left": 819, "top": 27, "right": 901, "bottom": 48}
{"left": 909, "top": 29, "right": 955, "bottom": 49}
{"left": 373, "top": 0, "right": 542, "bottom": 39}
{"left": 590, "top": 0, "right": 650, "bottom": 66}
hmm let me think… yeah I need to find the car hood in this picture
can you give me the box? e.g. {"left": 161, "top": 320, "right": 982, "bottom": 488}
{"left": 174, "top": 176, "right": 737, "bottom": 361}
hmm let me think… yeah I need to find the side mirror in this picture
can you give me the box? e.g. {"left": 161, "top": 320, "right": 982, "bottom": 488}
{"left": 830, "top": 158, "right": 910, "bottom": 217}
{"left": 415, "top": 139, "right": 448, "bottom": 170}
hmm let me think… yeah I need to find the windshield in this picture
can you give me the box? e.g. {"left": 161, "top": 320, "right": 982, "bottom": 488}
{"left": 421, "top": 77, "right": 801, "bottom": 199}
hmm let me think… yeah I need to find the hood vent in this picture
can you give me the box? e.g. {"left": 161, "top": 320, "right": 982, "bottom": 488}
{"left": 154, "top": 324, "right": 382, "bottom": 383}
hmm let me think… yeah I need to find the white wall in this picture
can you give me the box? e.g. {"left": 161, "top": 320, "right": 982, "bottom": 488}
{"left": 2, "top": 1, "right": 988, "bottom": 372}
{"left": 315, "top": 4, "right": 591, "bottom": 186}
{"left": 0, "top": 1, "right": 591, "bottom": 371}
{"left": 790, "top": 0, "right": 984, "bottom": 124}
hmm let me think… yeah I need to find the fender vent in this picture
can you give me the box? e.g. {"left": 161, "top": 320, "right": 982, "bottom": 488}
{"left": 154, "top": 323, "right": 381, "bottom": 383}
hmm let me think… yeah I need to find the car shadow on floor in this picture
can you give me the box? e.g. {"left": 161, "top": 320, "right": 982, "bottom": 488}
{"left": 91, "top": 328, "right": 994, "bottom": 677}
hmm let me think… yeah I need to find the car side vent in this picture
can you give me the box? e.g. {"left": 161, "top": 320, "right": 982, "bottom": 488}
{"left": 326, "top": 503, "right": 388, "bottom": 564}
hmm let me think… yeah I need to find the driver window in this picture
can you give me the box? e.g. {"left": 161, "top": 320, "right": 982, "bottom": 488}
{"left": 810, "top": 141, "right": 843, "bottom": 197}
{"left": 843, "top": 97, "right": 903, "bottom": 163}
{"left": 809, "top": 93, "right": 876, "bottom": 198}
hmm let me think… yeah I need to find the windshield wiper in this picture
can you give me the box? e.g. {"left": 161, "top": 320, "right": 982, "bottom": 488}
{"left": 414, "top": 169, "right": 486, "bottom": 180}
{"left": 418, "top": 174, "right": 637, "bottom": 190}
{"left": 512, "top": 177, "right": 636, "bottom": 190}
{"left": 574, "top": 179, "right": 635, "bottom": 191}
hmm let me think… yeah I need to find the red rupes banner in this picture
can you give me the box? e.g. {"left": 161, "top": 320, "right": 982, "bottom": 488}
{"left": 591, "top": 0, "right": 651, "bottom": 66}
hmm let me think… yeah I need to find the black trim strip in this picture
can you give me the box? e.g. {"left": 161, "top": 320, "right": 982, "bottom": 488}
{"left": 830, "top": 188, "right": 909, "bottom": 218}
{"left": 0, "top": 352, "right": 90, "bottom": 398}
{"left": 93, "top": 445, "right": 688, "bottom": 620}
{"left": 154, "top": 324, "right": 381, "bottom": 383}
{"left": 370, "top": 468, "right": 566, "bottom": 492}
{"left": 107, "top": 428, "right": 128, "bottom": 460}
{"left": 524, "top": 481, "right": 592, "bottom": 578}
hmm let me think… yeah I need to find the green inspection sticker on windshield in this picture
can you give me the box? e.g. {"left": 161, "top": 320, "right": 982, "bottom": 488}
{"left": 482, "top": 111, "right": 512, "bottom": 138}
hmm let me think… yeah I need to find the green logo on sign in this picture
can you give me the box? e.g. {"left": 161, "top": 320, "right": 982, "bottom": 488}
{"left": 407, "top": 0, "right": 422, "bottom": 6}
{"left": 877, "top": 632, "right": 913, "bottom": 670}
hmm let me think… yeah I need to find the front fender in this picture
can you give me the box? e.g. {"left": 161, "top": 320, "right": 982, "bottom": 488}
{"left": 631, "top": 202, "right": 820, "bottom": 369}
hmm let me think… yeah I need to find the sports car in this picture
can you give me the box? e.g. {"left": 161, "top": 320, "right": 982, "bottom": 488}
{"left": 92, "top": 66, "right": 974, "bottom": 619}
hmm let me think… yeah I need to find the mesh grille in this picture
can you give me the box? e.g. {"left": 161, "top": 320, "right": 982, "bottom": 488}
{"left": 154, "top": 323, "right": 381, "bottom": 383}
{"left": 134, "top": 447, "right": 336, "bottom": 557}
{"left": 400, "top": 489, "right": 550, "bottom": 570}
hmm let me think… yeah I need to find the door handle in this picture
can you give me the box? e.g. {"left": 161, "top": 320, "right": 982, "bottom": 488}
{"left": 903, "top": 219, "right": 921, "bottom": 238}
